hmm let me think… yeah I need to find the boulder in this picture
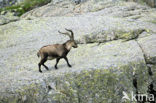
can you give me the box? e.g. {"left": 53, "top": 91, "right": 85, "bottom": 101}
{"left": 0, "top": 39, "right": 149, "bottom": 103}
{"left": 138, "top": 34, "right": 156, "bottom": 64}
{"left": 21, "top": 0, "right": 121, "bottom": 18}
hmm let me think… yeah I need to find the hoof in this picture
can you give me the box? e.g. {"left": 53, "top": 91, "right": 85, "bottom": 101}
{"left": 39, "top": 70, "right": 42, "bottom": 73}
{"left": 68, "top": 65, "right": 72, "bottom": 67}
{"left": 55, "top": 66, "right": 58, "bottom": 69}
{"left": 46, "top": 68, "right": 49, "bottom": 70}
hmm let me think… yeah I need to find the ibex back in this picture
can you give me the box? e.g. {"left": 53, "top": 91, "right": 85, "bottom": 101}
{"left": 37, "top": 29, "right": 78, "bottom": 73}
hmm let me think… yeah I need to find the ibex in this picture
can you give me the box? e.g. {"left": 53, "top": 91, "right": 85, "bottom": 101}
{"left": 37, "top": 29, "right": 78, "bottom": 73}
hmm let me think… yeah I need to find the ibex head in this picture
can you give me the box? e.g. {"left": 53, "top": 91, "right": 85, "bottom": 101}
{"left": 58, "top": 28, "right": 78, "bottom": 48}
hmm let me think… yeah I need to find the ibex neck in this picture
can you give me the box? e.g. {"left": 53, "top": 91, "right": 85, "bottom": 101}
{"left": 63, "top": 40, "right": 72, "bottom": 51}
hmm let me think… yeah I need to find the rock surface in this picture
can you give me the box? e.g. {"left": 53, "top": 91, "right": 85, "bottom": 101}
{"left": 0, "top": 0, "right": 156, "bottom": 103}
{"left": 138, "top": 35, "right": 156, "bottom": 64}
{"left": 0, "top": 13, "right": 19, "bottom": 25}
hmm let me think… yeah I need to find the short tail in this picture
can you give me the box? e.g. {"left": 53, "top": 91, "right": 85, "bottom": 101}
{"left": 37, "top": 52, "right": 40, "bottom": 57}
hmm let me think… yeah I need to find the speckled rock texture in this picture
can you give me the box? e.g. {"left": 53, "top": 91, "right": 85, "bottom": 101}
{"left": 129, "top": 0, "right": 156, "bottom": 7}
{"left": 0, "top": 13, "right": 19, "bottom": 25}
{"left": 0, "top": 0, "right": 156, "bottom": 103}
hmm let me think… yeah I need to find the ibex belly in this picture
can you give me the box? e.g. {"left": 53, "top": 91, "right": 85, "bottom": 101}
{"left": 47, "top": 56, "right": 55, "bottom": 60}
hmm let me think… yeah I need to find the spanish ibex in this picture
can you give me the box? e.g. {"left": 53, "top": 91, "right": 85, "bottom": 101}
{"left": 37, "top": 29, "right": 78, "bottom": 73}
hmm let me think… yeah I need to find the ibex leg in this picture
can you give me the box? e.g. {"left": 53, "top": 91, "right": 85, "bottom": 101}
{"left": 64, "top": 57, "right": 71, "bottom": 67}
{"left": 55, "top": 58, "right": 60, "bottom": 69}
{"left": 38, "top": 57, "right": 48, "bottom": 73}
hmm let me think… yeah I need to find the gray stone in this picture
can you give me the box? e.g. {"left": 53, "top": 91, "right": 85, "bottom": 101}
{"left": 0, "top": 14, "right": 19, "bottom": 25}
{"left": 145, "top": 0, "right": 156, "bottom": 7}
{"left": 21, "top": 0, "right": 122, "bottom": 18}
{"left": 138, "top": 34, "right": 156, "bottom": 64}
{"left": 126, "top": 0, "right": 156, "bottom": 7}
{"left": 0, "top": 39, "right": 148, "bottom": 102}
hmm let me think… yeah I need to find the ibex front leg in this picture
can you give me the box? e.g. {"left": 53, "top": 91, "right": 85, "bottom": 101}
{"left": 55, "top": 58, "right": 60, "bottom": 69}
{"left": 64, "top": 57, "right": 72, "bottom": 67}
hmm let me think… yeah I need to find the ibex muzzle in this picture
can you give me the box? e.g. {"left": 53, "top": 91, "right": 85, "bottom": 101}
{"left": 37, "top": 29, "right": 78, "bottom": 73}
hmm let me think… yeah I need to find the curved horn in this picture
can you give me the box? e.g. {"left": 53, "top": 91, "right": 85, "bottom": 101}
{"left": 65, "top": 28, "right": 74, "bottom": 40}
{"left": 58, "top": 30, "right": 72, "bottom": 39}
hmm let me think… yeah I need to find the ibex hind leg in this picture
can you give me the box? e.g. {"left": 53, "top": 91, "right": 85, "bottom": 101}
{"left": 38, "top": 62, "right": 42, "bottom": 73}
{"left": 38, "top": 57, "right": 48, "bottom": 73}
{"left": 43, "top": 64, "right": 49, "bottom": 70}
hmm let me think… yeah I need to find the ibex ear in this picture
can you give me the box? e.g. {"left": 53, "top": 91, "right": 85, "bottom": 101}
{"left": 65, "top": 28, "right": 74, "bottom": 40}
